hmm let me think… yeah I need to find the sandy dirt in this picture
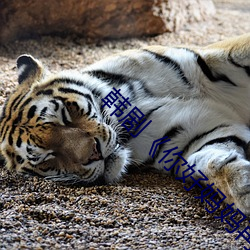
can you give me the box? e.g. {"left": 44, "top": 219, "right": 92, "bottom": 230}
{"left": 0, "top": 0, "right": 250, "bottom": 249}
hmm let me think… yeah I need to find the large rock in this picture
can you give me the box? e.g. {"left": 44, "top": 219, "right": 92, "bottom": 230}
{"left": 0, "top": 0, "right": 215, "bottom": 44}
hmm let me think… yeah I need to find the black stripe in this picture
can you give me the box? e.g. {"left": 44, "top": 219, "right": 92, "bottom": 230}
{"left": 54, "top": 96, "right": 68, "bottom": 103}
{"left": 144, "top": 125, "right": 184, "bottom": 165}
{"left": 85, "top": 102, "right": 92, "bottom": 116}
{"left": 143, "top": 50, "right": 191, "bottom": 86}
{"left": 8, "top": 111, "right": 22, "bottom": 145}
{"left": 143, "top": 105, "right": 163, "bottom": 120}
{"left": 16, "top": 155, "right": 24, "bottom": 164}
{"left": 226, "top": 156, "right": 237, "bottom": 164}
{"left": 49, "top": 77, "right": 102, "bottom": 100}
{"left": 50, "top": 100, "right": 59, "bottom": 112}
{"left": 36, "top": 89, "right": 54, "bottom": 96}
{"left": 119, "top": 105, "right": 163, "bottom": 144}
{"left": 20, "top": 97, "right": 33, "bottom": 110}
{"left": 27, "top": 105, "right": 37, "bottom": 119}
{"left": 228, "top": 51, "right": 250, "bottom": 77}
{"left": 0, "top": 155, "right": 6, "bottom": 166}
{"left": 35, "top": 107, "right": 47, "bottom": 121}
{"left": 22, "top": 167, "right": 43, "bottom": 177}
{"left": 16, "top": 128, "right": 24, "bottom": 148}
{"left": 127, "top": 83, "right": 136, "bottom": 100}
{"left": 196, "top": 55, "right": 217, "bottom": 81}
{"left": 16, "top": 136, "right": 22, "bottom": 148}
{"left": 143, "top": 85, "right": 155, "bottom": 97}
{"left": 13, "top": 117, "right": 19, "bottom": 126}
{"left": 8, "top": 132, "right": 13, "bottom": 145}
{"left": 19, "top": 128, "right": 24, "bottom": 136}
{"left": 26, "top": 145, "right": 33, "bottom": 154}
{"left": 88, "top": 70, "right": 135, "bottom": 100}
{"left": 58, "top": 87, "right": 94, "bottom": 105}
{"left": 197, "top": 55, "right": 237, "bottom": 86}
{"left": 16, "top": 110, "right": 23, "bottom": 125}
{"left": 122, "top": 104, "right": 162, "bottom": 142}
{"left": 61, "top": 108, "right": 71, "bottom": 125}
{"left": 1, "top": 125, "right": 9, "bottom": 142}
{"left": 40, "top": 165, "right": 55, "bottom": 173}
{"left": 88, "top": 70, "right": 130, "bottom": 85}
{"left": 195, "top": 136, "right": 247, "bottom": 153}
{"left": 137, "top": 81, "right": 154, "bottom": 98}
{"left": 27, "top": 156, "right": 40, "bottom": 162}
{"left": 8, "top": 115, "right": 19, "bottom": 145}
{"left": 12, "top": 94, "right": 25, "bottom": 111}
{"left": 1, "top": 93, "right": 29, "bottom": 140}
{"left": 91, "top": 88, "right": 102, "bottom": 98}
{"left": 40, "top": 107, "right": 48, "bottom": 117}
{"left": 90, "top": 114, "right": 97, "bottom": 119}
{"left": 58, "top": 87, "right": 84, "bottom": 96}
{"left": 49, "top": 78, "right": 86, "bottom": 87}
{"left": 182, "top": 124, "right": 230, "bottom": 155}
{"left": 3, "top": 112, "right": 21, "bottom": 145}
{"left": 0, "top": 117, "right": 8, "bottom": 138}
{"left": 88, "top": 70, "right": 154, "bottom": 98}
{"left": 0, "top": 94, "right": 26, "bottom": 135}
{"left": 184, "top": 48, "right": 237, "bottom": 87}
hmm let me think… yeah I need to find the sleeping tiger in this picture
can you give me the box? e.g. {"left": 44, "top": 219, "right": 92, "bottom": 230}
{"left": 1, "top": 33, "right": 250, "bottom": 213}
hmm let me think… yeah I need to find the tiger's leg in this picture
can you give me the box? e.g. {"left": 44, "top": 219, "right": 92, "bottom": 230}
{"left": 181, "top": 143, "right": 250, "bottom": 215}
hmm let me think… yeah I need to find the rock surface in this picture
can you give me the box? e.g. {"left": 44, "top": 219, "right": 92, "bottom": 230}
{"left": 0, "top": 0, "right": 215, "bottom": 44}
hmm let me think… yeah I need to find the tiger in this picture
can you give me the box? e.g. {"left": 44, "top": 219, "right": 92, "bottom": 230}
{"left": 1, "top": 33, "right": 250, "bottom": 214}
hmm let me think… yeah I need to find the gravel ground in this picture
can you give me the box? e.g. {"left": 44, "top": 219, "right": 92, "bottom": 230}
{"left": 0, "top": 0, "right": 250, "bottom": 249}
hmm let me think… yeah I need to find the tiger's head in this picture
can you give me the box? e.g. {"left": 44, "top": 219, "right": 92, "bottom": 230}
{"left": 0, "top": 55, "right": 130, "bottom": 185}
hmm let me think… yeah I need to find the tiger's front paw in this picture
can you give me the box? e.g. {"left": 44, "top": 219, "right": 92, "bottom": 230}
{"left": 104, "top": 146, "right": 131, "bottom": 184}
{"left": 208, "top": 156, "right": 250, "bottom": 215}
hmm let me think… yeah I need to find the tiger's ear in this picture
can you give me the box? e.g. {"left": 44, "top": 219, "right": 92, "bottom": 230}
{"left": 17, "top": 55, "right": 44, "bottom": 86}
